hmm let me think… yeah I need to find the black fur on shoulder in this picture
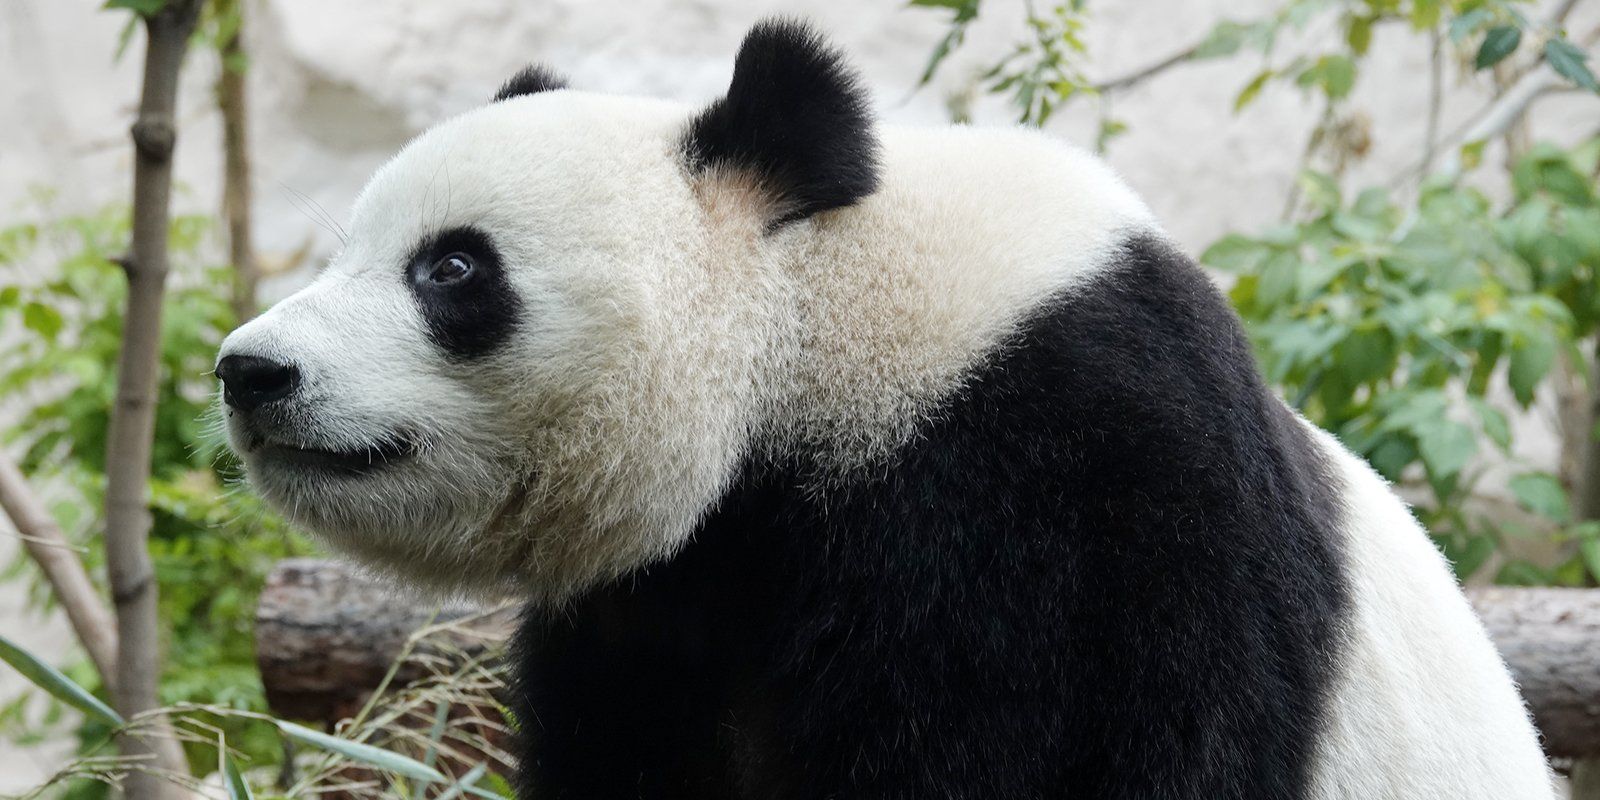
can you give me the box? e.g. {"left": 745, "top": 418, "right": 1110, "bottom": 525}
{"left": 685, "top": 19, "right": 880, "bottom": 228}
{"left": 493, "top": 64, "right": 569, "bottom": 102}
{"left": 512, "top": 235, "right": 1353, "bottom": 799}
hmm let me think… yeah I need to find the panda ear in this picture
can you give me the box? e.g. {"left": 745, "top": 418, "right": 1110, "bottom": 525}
{"left": 493, "top": 64, "right": 569, "bottom": 102}
{"left": 685, "top": 19, "right": 880, "bottom": 228}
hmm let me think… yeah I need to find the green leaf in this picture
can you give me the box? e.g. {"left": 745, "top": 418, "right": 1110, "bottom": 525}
{"left": 436, "top": 764, "right": 490, "bottom": 800}
{"left": 1470, "top": 398, "right": 1511, "bottom": 451}
{"left": 912, "top": 0, "right": 981, "bottom": 86}
{"left": 0, "top": 633, "right": 124, "bottom": 728}
{"left": 1508, "top": 472, "right": 1570, "bottom": 522}
{"left": 1095, "top": 117, "right": 1128, "bottom": 152}
{"left": 1310, "top": 54, "right": 1357, "bottom": 100}
{"left": 1449, "top": 9, "right": 1491, "bottom": 43}
{"left": 919, "top": 28, "right": 964, "bottom": 86}
{"left": 22, "top": 302, "right": 63, "bottom": 341}
{"left": 1475, "top": 26, "right": 1521, "bottom": 70}
{"left": 1508, "top": 330, "right": 1556, "bottom": 406}
{"left": 1496, "top": 559, "right": 1551, "bottom": 586}
{"left": 1336, "top": 327, "right": 1395, "bottom": 385}
{"left": 1297, "top": 170, "right": 1342, "bottom": 211}
{"left": 1414, "top": 418, "right": 1477, "bottom": 481}
{"left": 1193, "top": 21, "right": 1250, "bottom": 59}
{"left": 1200, "top": 234, "right": 1269, "bottom": 272}
{"left": 1379, "top": 390, "right": 1450, "bottom": 435}
{"left": 1581, "top": 534, "right": 1600, "bottom": 583}
{"left": 102, "top": 0, "right": 167, "bottom": 15}
{"left": 222, "top": 751, "right": 254, "bottom": 800}
{"left": 1441, "top": 533, "right": 1495, "bottom": 581}
{"left": 1409, "top": 0, "right": 1441, "bottom": 31}
{"left": 1234, "top": 69, "right": 1274, "bottom": 113}
{"left": 1545, "top": 39, "right": 1599, "bottom": 93}
{"left": 1345, "top": 16, "right": 1373, "bottom": 55}
{"left": 421, "top": 701, "right": 450, "bottom": 769}
{"left": 275, "top": 720, "right": 447, "bottom": 783}
{"left": 1359, "top": 436, "right": 1413, "bottom": 483}
{"left": 1256, "top": 250, "right": 1300, "bottom": 308}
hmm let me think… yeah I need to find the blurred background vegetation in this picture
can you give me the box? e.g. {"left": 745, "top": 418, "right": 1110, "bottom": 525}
{"left": 0, "top": 0, "right": 1595, "bottom": 796}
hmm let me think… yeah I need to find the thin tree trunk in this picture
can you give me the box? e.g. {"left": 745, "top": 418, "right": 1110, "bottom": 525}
{"left": 218, "top": 0, "right": 258, "bottom": 323}
{"left": 109, "top": 2, "right": 202, "bottom": 796}
{"left": 1575, "top": 341, "right": 1600, "bottom": 525}
{"left": 0, "top": 452, "right": 118, "bottom": 690}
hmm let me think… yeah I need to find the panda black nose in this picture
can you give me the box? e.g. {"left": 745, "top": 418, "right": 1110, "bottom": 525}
{"left": 216, "top": 354, "right": 299, "bottom": 412}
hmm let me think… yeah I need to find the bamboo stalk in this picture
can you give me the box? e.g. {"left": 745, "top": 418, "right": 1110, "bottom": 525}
{"left": 108, "top": 2, "right": 203, "bottom": 796}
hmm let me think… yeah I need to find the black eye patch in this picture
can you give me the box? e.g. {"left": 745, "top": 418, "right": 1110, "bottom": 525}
{"left": 406, "top": 226, "right": 522, "bottom": 361}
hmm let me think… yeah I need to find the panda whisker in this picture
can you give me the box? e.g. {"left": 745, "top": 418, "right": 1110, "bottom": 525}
{"left": 280, "top": 182, "right": 348, "bottom": 245}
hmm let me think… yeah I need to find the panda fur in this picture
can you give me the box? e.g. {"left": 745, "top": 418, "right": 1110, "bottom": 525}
{"left": 216, "top": 19, "right": 1555, "bottom": 800}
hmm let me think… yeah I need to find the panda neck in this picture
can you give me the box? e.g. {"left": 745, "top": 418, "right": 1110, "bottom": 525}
{"left": 759, "top": 125, "right": 1158, "bottom": 470}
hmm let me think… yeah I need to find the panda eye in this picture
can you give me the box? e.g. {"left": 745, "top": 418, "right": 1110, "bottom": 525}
{"left": 427, "top": 253, "right": 475, "bottom": 285}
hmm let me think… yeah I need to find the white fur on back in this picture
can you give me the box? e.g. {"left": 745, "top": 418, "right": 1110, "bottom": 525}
{"left": 766, "top": 125, "right": 1154, "bottom": 465}
{"left": 1301, "top": 423, "right": 1555, "bottom": 799}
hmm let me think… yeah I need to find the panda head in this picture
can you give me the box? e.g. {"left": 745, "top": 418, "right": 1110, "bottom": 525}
{"left": 216, "top": 19, "right": 878, "bottom": 602}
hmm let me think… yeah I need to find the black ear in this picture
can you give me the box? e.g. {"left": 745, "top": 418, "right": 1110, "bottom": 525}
{"left": 493, "top": 64, "right": 569, "bottom": 102}
{"left": 685, "top": 19, "right": 880, "bottom": 227}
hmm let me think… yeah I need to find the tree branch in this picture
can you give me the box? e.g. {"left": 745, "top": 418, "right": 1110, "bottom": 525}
{"left": 1548, "top": 0, "right": 1583, "bottom": 28}
{"left": 0, "top": 452, "right": 118, "bottom": 691}
{"left": 1420, "top": 25, "right": 1444, "bottom": 182}
{"left": 217, "top": 0, "right": 258, "bottom": 323}
{"left": 1409, "top": 61, "right": 1574, "bottom": 182}
{"left": 1092, "top": 43, "right": 1200, "bottom": 93}
{"left": 108, "top": 2, "right": 203, "bottom": 797}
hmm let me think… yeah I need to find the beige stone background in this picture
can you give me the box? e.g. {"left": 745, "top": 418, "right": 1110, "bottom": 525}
{"left": 1, "top": 0, "right": 1597, "bottom": 787}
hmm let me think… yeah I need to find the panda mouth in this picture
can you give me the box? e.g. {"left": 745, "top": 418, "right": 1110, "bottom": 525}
{"left": 254, "top": 436, "right": 417, "bottom": 475}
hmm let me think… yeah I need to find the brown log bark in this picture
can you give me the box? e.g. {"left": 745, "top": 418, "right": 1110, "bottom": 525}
{"left": 258, "top": 561, "right": 1600, "bottom": 758}
{"left": 1468, "top": 587, "right": 1600, "bottom": 760}
{"left": 255, "top": 558, "right": 515, "bottom": 723}
{"left": 109, "top": 2, "right": 202, "bottom": 796}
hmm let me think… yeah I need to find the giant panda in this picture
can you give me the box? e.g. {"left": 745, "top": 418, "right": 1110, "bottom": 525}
{"left": 216, "top": 19, "right": 1556, "bottom": 800}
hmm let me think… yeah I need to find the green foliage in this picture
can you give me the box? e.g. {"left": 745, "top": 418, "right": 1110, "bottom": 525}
{"left": 915, "top": 0, "right": 1095, "bottom": 125}
{"left": 0, "top": 634, "right": 123, "bottom": 728}
{"left": 911, "top": 0, "right": 1600, "bottom": 584}
{"left": 1204, "top": 139, "right": 1600, "bottom": 584}
{"left": 0, "top": 202, "right": 313, "bottom": 777}
{"left": 913, "top": 0, "right": 1599, "bottom": 134}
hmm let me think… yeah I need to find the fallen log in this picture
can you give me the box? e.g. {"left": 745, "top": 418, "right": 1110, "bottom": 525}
{"left": 254, "top": 557, "right": 516, "bottom": 723}
{"left": 256, "top": 559, "right": 1600, "bottom": 757}
{"left": 1468, "top": 587, "right": 1600, "bottom": 760}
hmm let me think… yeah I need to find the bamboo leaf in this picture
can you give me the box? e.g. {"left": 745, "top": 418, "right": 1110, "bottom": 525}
{"left": 436, "top": 764, "right": 489, "bottom": 800}
{"left": 421, "top": 701, "right": 450, "bottom": 770}
{"left": 275, "top": 720, "right": 448, "bottom": 783}
{"left": 221, "top": 751, "right": 255, "bottom": 800}
{"left": 0, "top": 633, "right": 123, "bottom": 728}
{"left": 1234, "top": 69, "right": 1274, "bottom": 113}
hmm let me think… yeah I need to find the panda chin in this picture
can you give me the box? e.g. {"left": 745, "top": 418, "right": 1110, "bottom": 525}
{"left": 252, "top": 436, "right": 417, "bottom": 477}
